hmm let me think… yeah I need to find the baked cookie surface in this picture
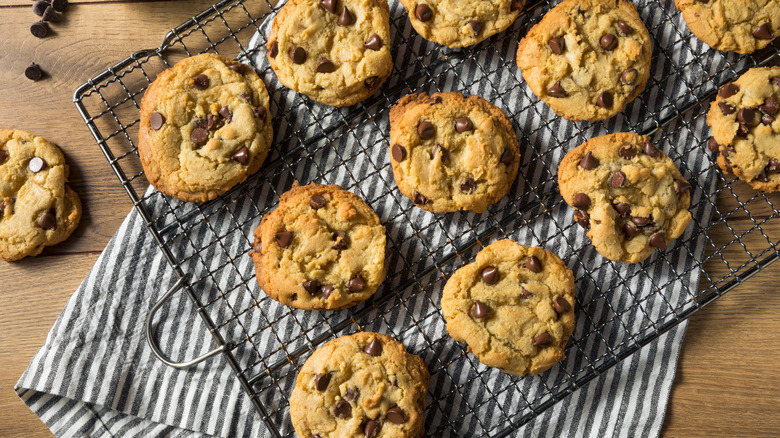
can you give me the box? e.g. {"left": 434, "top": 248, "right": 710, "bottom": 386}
{"left": 138, "top": 53, "right": 272, "bottom": 203}
{"left": 707, "top": 67, "right": 780, "bottom": 192}
{"left": 398, "top": 0, "right": 524, "bottom": 48}
{"left": 0, "top": 129, "right": 81, "bottom": 262}
{"left": 675, "top": 0, "right": 779, "bottom": 54}
{"left": 516, "top": 0, "right": 652, "bottom": 121}
{"left": 253, "top": 182, "right": 387, "bottom": 310}
{"left": 289, "top": 332, "right": 429, "bottom": 438}
{"left": 389, "top": 92, "right": 520, "bottom": 213}
{"left": 267, "top": 0, "right": 393, "bottom": 107}
{"left": 441, "top": 240, "right": 575, "bottom": 376}
{"left": 558, "top": 132, "right": 692, "bottom": 263}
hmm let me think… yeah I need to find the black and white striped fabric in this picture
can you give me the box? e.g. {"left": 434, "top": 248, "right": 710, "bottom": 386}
{"left": 16, "top": 0, "right": 740, "bottom": 435}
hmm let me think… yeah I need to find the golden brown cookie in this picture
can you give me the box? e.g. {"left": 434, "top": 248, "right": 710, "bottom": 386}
{"left": 558, "top": 132, "right": 692, "bottom": 263}
{"left": 267, "top": 0, "right": 393, "bottom": 107}
{"left": 253, "top": 182, "right": 387, "bottom": 310}
{"left": 516, "top": 0, "right": 652, "bottom": 121}
{"left": 389, "top": 92, "right": 520, "bottom": 213}
{"left": 0, "top": 129, "right": 81, "bottom": 262}
{"left": 138, "top": 53, "right": 272, "bottom": 202}
{"left": 441, "top": 240, "right": 576, "bottom": 376}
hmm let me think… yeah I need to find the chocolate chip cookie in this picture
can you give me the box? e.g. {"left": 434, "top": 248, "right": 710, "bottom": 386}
{"left": 558, "top": 132, "right": 692, "bottom": 263}
{"left": 399, "top": 0, "right": 525, "bottom": 48}
{"left": 289, "top": 332, "right": 429, "bottom": 438}
{"left": 138, "top": 53, "right": 273, "bottom": 202}
{"left": 516, "top": 0, "right": 652, "bottom": 121}
{"left": 441, "top": 240, "right": 575, "bottom": 376}
{"left": 675, "top": 0, "right": 778, "bottom": 54}
{"left": 707, "top": 67, "right": 780, "bottom": 191}
{"left": 0, "top": 129, "right": 81, "bottom": 262}
{"left": 267, "top": 0, "right": 393, "bottom": 107}
{"left": 253, "top": 182, "right": 387, "bottom": 310}
{"left": 389, "top": 92, "right": 520, "bottom": 213}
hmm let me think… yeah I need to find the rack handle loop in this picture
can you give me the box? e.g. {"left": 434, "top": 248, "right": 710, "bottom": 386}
{"left": 145, "top": 275, "right": 225, "bottom": 369}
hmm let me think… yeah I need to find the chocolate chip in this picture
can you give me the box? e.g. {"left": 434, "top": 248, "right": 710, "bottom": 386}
{"left": 610, "top": 170, "right": 626, "bottom": 188}
{"left": 707, "top": 137, "right": 720, "bottom": 154}
{"left": 386, "top": 407, "right": 405, "bottom": 424}
{"left": 572, "top": 193, "right": 591, "bottom": 210}
{"left": 33, "top": 1, "right": 49, "bottom": 16}
{"left": 756, "top": 169, "right": 769, "bottom": 182}
{"left": 228, "top": 63, "right": 246, "bottom": 74}
{"left": 413, "top": 191, "right": 429, "bottom": 205}
{"left": 718, "top": 82, "right": 739, "bottom": 98}
{"left": 675, "top": 179, "right": 691, "bottom": 193}
{"left": 364, "top": 34, "right": 382, "bottom": 50}
{"left": 521, "top": 286, "right": 534, "bottom": 298}
{"left": 761, "top": 97, "right": 779, "bottom": 115}
{"left": 415, "top": 4, "right": 433, "bottom": 21}
{"left": 597, "top": 91, "right": 614, "bottom": 108}
{"left": 321, "top": 284, "right": 334, "bottom": 299}
{"left": 481, "top": 266, "right": 498, "bottom": 285}
{"left": 290, "top": 47, "right": 306, "bottom": 64}
{"left": 548, "top": 37, "right": 565, "bottom": 55}
{"left": 275, "top": 231, "right": 292, "bottom": 248}
{"left": 431, "top": 142, "right": 443, "bottom": 161}
{"left": 391, "top": 144, "right": 406, "bottom": 162}
{"left": 231, "top": 147, "right": 249, "bottom": 164}
{"left": 650, "top": 232, "right": 666, "bottom": 250}
{"left": 417, "top": 121, "right": 435, "bottom": 139}
{"left": 600, "top": 34, "right": 617, "bottom": 50}
{"left": 332, "top": 400, "right": 352, "bottom": 418}
{"left": 364, "top": 337, "right": 382, "bottom": 356}
{"left": 738, "top": 108, "right": 758, "bottom": 126}
{"left": 269, "top": 41, "right": 279, "bottom": 58}
{"left": 193, "top": 74, "right": 210, "bottom": 90}
{"left": 0, "top": 150, "right": 7, "bottom": 163}
{"left": 316, "top": 58, "right": 336, "bottom": 73}
{"left": 338, "top": 6, "right": 355, "bottom": 26}
{"left": 472, "top": 300, "right": 490, "bottom": 318}
{"left": 721, "top": 144, "right": 735, "bottom": 157}
{"left": 460, "top": 177, "right": 477, "bottom": 194}
{"left": 621, "top": 68, "right": 638, "bottom": 85}
{"left": 455, "top": 117, "right": 473, "bottom": 133}
{"left": 468, "top": 20, "right": 482, "bottom": 35}
{"left": 28, "top": 157, "right": 45, "bottom": 173}
{"left": 737, "top": 123, "right": 750, "bottom": 137}
{"left": 332, "top": 231, "right": 348, "bottom": 249}
{"left": 643, "top": 140, "right": 659, "bottom": 157}
{"left": 574, "top": 210, "right": 589, "bottom": 229}
{"left": 425, "top": 96, "right": 442, "bottom": 105}
{"left": 348, "top": 276, "right": 365, "bottom": 292}
{"left": 623, "top": 222, "right": 639, "bottom": 240}
{"left": 195, "top": 117, "right": 208, "bottom": 130}
{"left": 525, "top": 256, "right": 541, "bottom": 273}
{"left": 547, "top": 80, "right": 568, "bottom": 98}
{"left": 719, "top": 102, "right": 736, "bottom": 115}
{"left": 150, "top": 112, "right": 165, "bottom": 130}
{"left": 240, "top": 93, "right": 253, "bottom": 104}
{"left": 753, "top": 23, "right": 773, "bottom": 40}
{"left": 533, "top": 332, "right": 552, "bottom": 347}
{"left": 500, "top": 149, "right": 513, "bottom": 166}
{"left": 310, "top": 194, "right": 328, "bottom": 209}
{"left": 52, "top": 0, "right": 67, "bottom": 12}
{"left": 766, "top": 158, "right": 780, "bottom": 173}
{"left": 618, "top": 144, "right": 636, "bottom": 159}
{"left": 764, "top": 114, "right": 776, "bottom": 125}
{"left": 364, "top": 76, "right": 381, "bottom": 89}
{"left": 613, "top": 202, "right": 631, "bottom": 217}
{"left": 315, "top": 373, "right": 331, "bottom": 391}
{"left": 31, "top": 21, "right": 48, "bottom": 38}
{"left": 320, "top": 0, "right": 337, "bottom": 13}
{"left": 25, "top": 63, "right": 43, "bottom": 81}
{"left": 511, "top": 0, "right": 523, "bottom": 11}
{"left": 363, "top": 420, "right": 379, "bottom": 438}
{"left": 554, "top": 297, "right": 571, "bottom": 314}
{"left": 303, "top": 280, "right": 320, "bottom": 295}
{"left": 345, "top": 387, "right": 360, "bottom": 401}
{"left": 42, "top": 6, "right": 57, "bottom": 22}
{"left": 579, "top": 151, "right": 599, "bottom": 170}
{"left": 255, "top": 106, "right": 267, "bottom": 121}
{"left": 617, "top": 21, "right": 633, "bottom": 34}
{"left": 38, "top": 211, "right": 56, "bottom": 231}
{"left": 208, "top": 114, "right": 224, "bottom": 131}
{"left": 631, "top": 216, "right": 652, "bottom": 226}
{"left": 772, "top": 77, "right": 780, "bottom": 87}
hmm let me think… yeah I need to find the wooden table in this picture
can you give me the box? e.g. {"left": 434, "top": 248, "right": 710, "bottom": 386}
{"left": 0, "top": 1, "right": 778, "bottom": 436}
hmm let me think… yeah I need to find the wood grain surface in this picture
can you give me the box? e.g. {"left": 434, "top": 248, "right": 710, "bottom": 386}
{"left": 0, "top": 1, "right": 778, "bottom": 437}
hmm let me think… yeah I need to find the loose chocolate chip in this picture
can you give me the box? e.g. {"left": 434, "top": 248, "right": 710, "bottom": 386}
{"left": 348, "top": 276, "right": 365, "bottom": 292}
{"left": 52, "top": 0, "right": 67, "bottom": 12}
{"left": 753, "top": 23, "right": 774, "bottom": 40}
{"left": 255, "top": 106, "right": 267, "bottom": 121}
{"left": 621, "top": 68, "right": 638, "bottom": 85}
{"left": 613, "top": 202, "right": 631, "bottom": 217}
{"left": 321, "top": 284, "right": 335, "bottom": 298}
{"left": 617, "top": 20, "right": 634, "bottom": 34}
{"left": 364, "top": 420, "right": 379, "bottom": 438}
{"left": 500, "top": 149, "right": 513, "bottom": 166}
{"left": 364, "top": 34, "right": 383, "bottom": 50}
{"left": 596, "top": 91, "right": 614, "bottom": 108}
{"left": 675, "top": 179, "right": 691, "bottom": 193}
{"left": 320, "top": 0, "right": 337, "bottom": 13}
{"left": 31, "top": 21, "right": 48, "bottom": 38}
{"left": 761, "top": 97, "right": 779, "bottom": 115}
{"left": 315, "top": 373, "right": 331, "bottom": 391}
{"left": 763, "top": 114, "right": 776, "bottom": 125}
{"left": 650, "top": 232, "right": 666, "bottom": 250}
{"left": 579, "top": 151, "right": 599, "bottom": 170}
{"left": 269, "top": 41, "right": 279, "bottom": 58}
{"left": 42, "top": 6, "right": 57, "bottom": 22}
{"left": 0, "top": 150, "right": 7, "bottom": 163}
{"left": 150, "top": 112, "right": 165, "bottom": 130}
{"left": 468, "top": 20, "right": 482, "bottom": 35}
{"left": 481, "top": 266, "right": 499, "bottom": 285}
{"left": 472, "top": 300, "right": 490, "bottom": 318}
{"left": 521, "top": 286, "right": 534, "bottom": 298}
{"left": 316, "top": 58, "right": 336, "bottom": 73}
{"left": 290, "top": 47, "right": 306, "bottom": 64}
{"left": 413, "top": 191, "right": 429, "bottom": 205}
{"left": 643, "top": 140, "right": 659, "bottom": 157}
{"left": 303, "top": 280, "right": 320, "bottom": 295}
{"left": 229, "top": 63, "right": 246, "bottom": 74}
{"left": 310, "top": 194, "right": 328, "bottom": 209}
{"left": 33, "top": 1, "right": 49, "bottom": 16}
{"left": 707, "top": 137, "right": 720, "bottom": 154}
{"left": 25, "top": 63, "right": 43, "bottom": 81}
{"left": 332, "top": 231, "right": 348, "bottom": 249}
{"left": 738, "top": 108, "right": 758, "bottom": 126}
{"left": 364, "top": 76, "right": 381, "bottom": 89}
{"left": 391, "top": 144, "right": 406, "bottom": 162}
{"left": 38, "top": 211, "right": 56, "bottom": 231}
{"left": 345, "top": 387, "right": 360, "bottom": 401}
{"left": 415, "top": 4, "right": 433, "bottom": 21}
{"left": 611, "top": 170, "right": 626, "bottom": 188}
{"left": 193, "top": 74, "right": 210, "bottom": 90}
{"left": 572, "top": 193, "right": 591, "bottom": 210}
{"left": 623, "top": 222, "right": 639, "bottom": 240}
{"left": 386, "top": 407, "right": 405, "bottom": 424}
{"left": 460, "top": 177, "right": 477, "bottom": 194}
{"left": 417, "top": 121, "right": 435, "bottom": 139}
{"left": 618, "top": 144, "right": 637, "bottom": 159}
{"left": 719, "top": 102, "right": 736, "bottom": 115}
{"left": 600, "top": 34, "right": 617, "bottom": 50}
{"left": 548, "top": 37, "right": 565, "bottom": 55}
{"left": 574, "top": 210, "right": 589, "bottom": 229}
{"left": 533, "top": 332, "right": 552, "bottom": 347}
{"left": 511, "top": 0, "right": 524, "bottom": 11}
{"left": 718, "top": 82, "right": 739, "bottom": 98}
{"left": 275, "top": 231, "right": 292, "bottom": 248}
{"left": 737, "top": 123, "right": 750, "bottom": 137}
{"left": 219, "top": 106, "right": 232, "bottom": 123}
{"left": 455, "top": 117, "right": 473, "bottom": 133}
{"left": 525, "top": 256, "right": 541, "bottom": 273}
{"left": 547, "top": 80, "right": 568, "bottom": 98}
{"left": 28, "top": 157, "right": 45, "bottom": 173}
{"left": 364, "top": 337, "right": 382, "bottom": 356}
{"left": 554, "top": 297, "right": 571, "bottom": 314}
{"left": 631, "top": 216, "right": 652, "bottom": 226}
{"left": 232, "top": 147, "right": 249, "bottom": 164}
{"left": 338, "top": 7, "right": 355, "bottom": 26}
{"left": 332, "top": 400, "right": 352, "bottom": 418}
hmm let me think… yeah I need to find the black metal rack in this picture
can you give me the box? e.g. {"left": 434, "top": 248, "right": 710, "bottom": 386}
{"left": 73, "top": 0, "right": 780, "bottom": 436}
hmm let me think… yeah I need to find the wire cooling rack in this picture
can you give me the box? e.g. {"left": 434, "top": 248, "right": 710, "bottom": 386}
{"left": 74, "top": 0, "right": 780, "bottom": 436}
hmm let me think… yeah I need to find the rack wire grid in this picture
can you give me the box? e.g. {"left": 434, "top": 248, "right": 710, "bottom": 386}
{"left": 73, "top": 0, "right": 780, "bottom": 436}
